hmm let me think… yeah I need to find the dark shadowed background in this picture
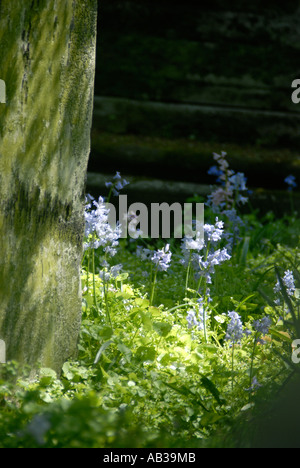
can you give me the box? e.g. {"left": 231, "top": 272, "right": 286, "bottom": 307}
{"left": 87, "top": 0, "right": 300, "bottom": 213}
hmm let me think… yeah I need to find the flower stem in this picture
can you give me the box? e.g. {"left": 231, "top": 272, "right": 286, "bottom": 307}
{"left": 202, "top": 283, "right": 208, "bottom": 344}
{"left": 203, "top": 305, "right": 207, "bottom": 344}
{"left": 103, "top": 271, "right": 113, "bottom": 330}
{"left": 150, "top": 267, "right": 158, "bottom": 307}
{"left": 231, "top": 344, "right": 235, "bottom": 391}
{"left": 106, "top": 185, "right": 114, "bottom": 204}
{"left": 86, "top": 248, "right": 91, "bottom": 293}
{"left": 249, "top": 335, "right": 258, "bottom": 392}
{"left": 92, "top": 249, "right": 98, "bottom": 311}
{"left": 185, "top": 252, "right": 192, "bottom": 297}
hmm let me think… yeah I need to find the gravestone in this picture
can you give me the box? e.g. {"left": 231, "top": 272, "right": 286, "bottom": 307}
{"left": 0, "top": 340, "right": 6, "bottom": 364}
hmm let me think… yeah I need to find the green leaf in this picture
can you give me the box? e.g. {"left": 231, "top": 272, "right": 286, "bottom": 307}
{"left": 139, "top": 311, "right": 153, "bottom": 331}
{"left": 235, "top": 294, "right": 257, "bottom": 312}
{"left": 62, "top": 363, "right": 91, "bottom": 382}
{"left": 117, "top": 342, "right": 132, "bottom": 360}
{"left": 134, "top": 298, "right": 149, "bottom": 309}
{"left": 115, "top": 273, "right": 129, "bottom": 282}
{"left": 153, "top": 322, "right": 172, "bottom": 337}
{"left": 158, "top": 353, "right": 172, "bottom": 366}
{"left": 200, "top": 375, "right": 224, "bottom": 406}
{"left": 62, "top": 362, "right": 74, "bottom": 381}
{"left": 162, "top": 381, "right": 208, "bottom": 413}
{"left": 98, "top": 326, "right": 114, "bottom": 340}
{"left": 269, "top": 327, "right": 292, "bottom": 343}
{"left": 38, "top": 368, "right": 57, "bottom": 387}
{"left": 240, "top": 236, "right": 250, "bottom": 266}
{"left": 135, "top": 346, "right": 156, "bottom": 362}
{"left": 200, "top": 344, "right": 218, "bottom": 356}
{"left": 94, "top": 340, "right": 113, "bottom": 365}
{"left": 201, "top": 412, "right": 222, "bottom": 426}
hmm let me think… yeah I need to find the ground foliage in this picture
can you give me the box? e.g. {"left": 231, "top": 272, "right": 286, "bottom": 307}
{"left": 0, "top": 155, "right": 300, "bottom": 448}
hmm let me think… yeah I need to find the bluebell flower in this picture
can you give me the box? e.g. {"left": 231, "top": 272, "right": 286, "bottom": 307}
{"left": 100, "top": 264, "right": 123, "bottom": 281}
{"left": 187, "top": 309, "right": 200, "bottom": 330}
{"left": 246, "top": 377, "right": 262, "bottom": 392}
{"left": 180, "top": 220, "right": 205, "bottom": 260}
{"left": 208, "top": 165, "right": 222, "bottom": 177}
{"left": 137, "top": 244, "right": 172, "bottom": 272}
{"left": 136, "top": 246, "right": 153, "bottom": 261}
{"left": 111, "top": 264, "right": 123, "bottom": 278}
{"left": 253, "top": 316, "right": 272, "bottom": 335}
{"left": 84, "top": 195, "right": 122, "bottom": 255}
{"left": 229, "top": 172, "right": 248, "bottom": 192}
{"left": 274, "top": 270, "right": 296, "bottom": 298}
{"left": 181, "top": 218, "right": 231, "bottom": 286}
{"left": 284, "top": 175, "right": 297, "bottom": 191}
{"left": 182, "top": 237, "right": 205, "bottom": 252}
{"left": 204, "top": 218, "right": 224, "bottom": 243}
{"left": 186, "top": 299, "right": 207, "bottom": 331}
{"left": 196, "top": 247, "right": 231, "bottom": 285}
{"left": 208, "top": 165, "right": 223, "bottom": 182}
{"left": 151, "top": 244, "right": 172, "bottom": 272}
{"left": 207, "top": 152, "right": 248, "bottom": 212}
{"left": 225, "top": 311, "right": 244, "bottom": 345}
{"left": 105, "top": 172, "right": 130, "bottom": 197}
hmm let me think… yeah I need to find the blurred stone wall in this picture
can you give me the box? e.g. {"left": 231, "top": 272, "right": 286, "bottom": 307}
{"left": 90, "top": 0, "right": 300, "bottom": 188}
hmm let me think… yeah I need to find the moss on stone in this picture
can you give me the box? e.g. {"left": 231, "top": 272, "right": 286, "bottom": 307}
{"left": 0, "top": 0, "right": 97, "bottom": 372}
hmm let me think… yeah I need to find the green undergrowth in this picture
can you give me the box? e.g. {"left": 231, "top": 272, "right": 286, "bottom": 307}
{"left": 1, "top": 160, "right": 300, "bottom": 448}
{"left": 0, "top": 216, "right": 299, "bottom": 447}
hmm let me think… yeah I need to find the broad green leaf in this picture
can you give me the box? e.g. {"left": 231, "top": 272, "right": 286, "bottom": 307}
{"left": 153, "top": 322, "right": 172, "bottom": 337}
{"left": 134, "top": 298, "right": 149, "bottom": 309}
{"left": 117, "top": 342, "right": 132, "bottom": 360}
{"left": 39, "top": 368, "right": 57, "bottom": 387}
{"left": 240, "top": 236, "right": 250, "bottom": 266}
{"left": 200, "top": 375, "right": 224, "bottom": 406}
{"left": 98, "top": 326, "right": 114, "bottom": 340}
{"left": 115, "top": 273, "right": 129, "bottom": 282}
{"left": 135, "top": 346, "right": 156, "bottom": 362}
{"left": 201, "top": 412, "right": 222, "bottom": 426}
{"left": 62, "top": 362, "right": 74, "bottom": 381}
{"left": 94, "top": 340, "right": 113, "bottom": 365}
{"left": 269, "top": 327, "right": 292, "bottom": 343}
{"left": 162, "top": 381, "right": 208, "bottom": 413}
{"left": 139, "top": 311, "right": 153, "bottom": 331}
